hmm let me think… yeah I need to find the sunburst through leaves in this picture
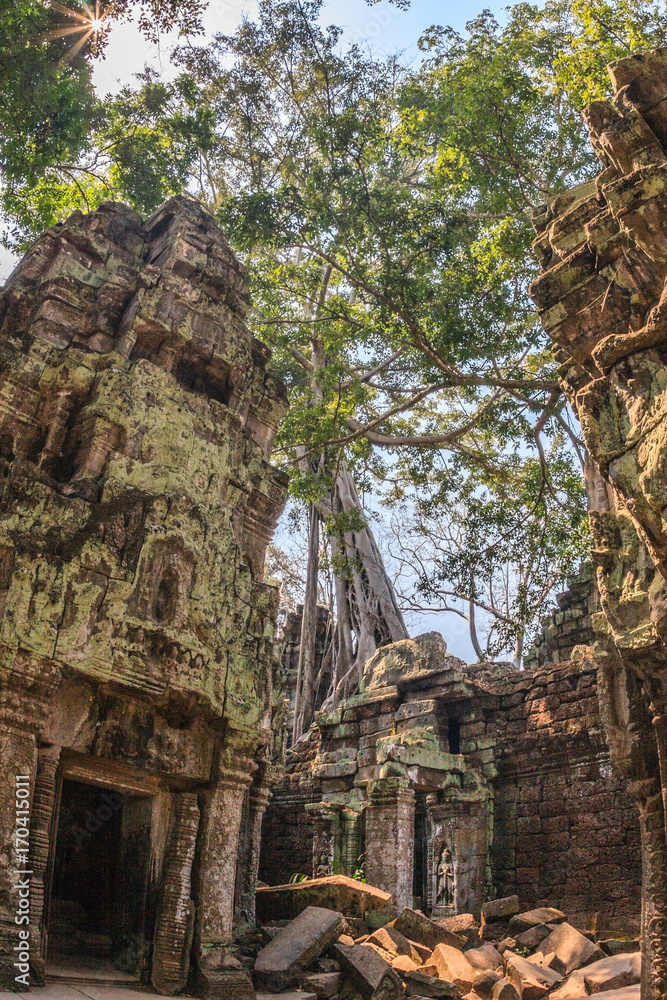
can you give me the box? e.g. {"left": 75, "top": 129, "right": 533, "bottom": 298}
{"left": 45, "top": 1, "right": 107, "bottom": 61}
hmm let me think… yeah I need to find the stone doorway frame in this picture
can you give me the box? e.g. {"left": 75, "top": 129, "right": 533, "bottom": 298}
{"left": 33, "top": 748, "right": 200, "bottom": 993}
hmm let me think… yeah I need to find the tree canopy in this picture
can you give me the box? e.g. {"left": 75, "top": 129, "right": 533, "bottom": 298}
{"left": 2, "top": 0, "right": 667, "bottom": 709}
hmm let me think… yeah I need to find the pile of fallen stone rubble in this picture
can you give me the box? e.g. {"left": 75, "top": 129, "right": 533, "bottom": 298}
{"left": 249, "top": 878, "right": 641, "bottom": 1000}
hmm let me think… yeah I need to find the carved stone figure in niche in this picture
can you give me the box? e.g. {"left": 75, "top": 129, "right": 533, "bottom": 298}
{"left": 436, "top": 846, "right": 455, "bottom": 909}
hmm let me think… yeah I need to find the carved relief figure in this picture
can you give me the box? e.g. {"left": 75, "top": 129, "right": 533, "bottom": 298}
{"left": 436, "top": 846, "right": 455, "bottom": 909}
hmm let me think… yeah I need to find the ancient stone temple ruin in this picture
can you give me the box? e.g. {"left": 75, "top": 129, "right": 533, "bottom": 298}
{"left": 0, "top": 197, "right": 287, "bottom": 997}
{"left": 530, "top": 47, "right": 667, "bottom": 1000}
{"left": 261, "top": 631, "right": 642, "bottom": 931}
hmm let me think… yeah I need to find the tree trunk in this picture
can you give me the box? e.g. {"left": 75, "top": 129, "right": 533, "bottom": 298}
{"left": 292, "top": 503, "right": 320, "bottom": 743}
{"left": 317, "top": 467, "right": 409, "bottom": 706}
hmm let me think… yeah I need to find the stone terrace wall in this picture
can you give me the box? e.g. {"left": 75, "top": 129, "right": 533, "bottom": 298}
{"left": 487, "top": 661, "right": 641, "bottom": 928}
{"left": 524, "top": 564, "right": 600, "bottom": 669}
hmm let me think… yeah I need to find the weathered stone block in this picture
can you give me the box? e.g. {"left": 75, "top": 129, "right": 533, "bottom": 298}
{"left": 464, "top": 944, "right": 503, "bottom": 973}
{"left": 254, "top": 906, "right": 345, "bottom": 991}
{"left": 481, "top": 896, "right": 520, "bottom": 922}
{"left": 429, "top": 944, "right": 476, "bottom": 993}
{"left": 582, "top": 952, "right": 642, "bottom": 993}
{"left": 331, "top": 941, "right": 405, "bottom": 998}
{"left": 393, "top": 909, "right": 465, "bottom": 952}
{"left": 304, "top": 971, "right": 341, "bottom": 998}
{"left": 402, "top": 968, "right": 462, "bottom": 998}
{"left": 538, "top": 922, "right": 605, "bottom": 975}
{"left": 505, "top": 954, "right": 563, "bottom": 1000}
{"left": 508, "top": 908, "right": 567, "bottom": 935}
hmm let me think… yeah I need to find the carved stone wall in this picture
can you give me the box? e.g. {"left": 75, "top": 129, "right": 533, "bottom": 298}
{"left": 529, "top": 47, "right": 667, "bottom": 999}
{"left": 0, "top": 198, "right": 288, "bottom": 996}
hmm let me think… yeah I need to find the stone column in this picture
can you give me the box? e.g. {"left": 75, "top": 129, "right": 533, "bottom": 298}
{"left": 365, "top": 777, "right": 415, "bottom": 912}
{"left": 193, "top": 750, "right": 257, "bottom": 1000}
{"left": 235, "top": 763, "right": 278, "bottom": 926}
{"left": 632, "top": 780, "right": 667, "bottom": 1000}
{"left": 342, "top": 807, "right": 362, "bottom": 878}
{"left": 306, "top": 802, "right": 342, "bottom": 877}
{"left": 0, "top": 658, "right": 59, "bottom": 991}
{"left": 28, "top": 743, "right": 61, "bottom": 985}
{"left": 152, "top": 792, "right": 200, "bottom": 996}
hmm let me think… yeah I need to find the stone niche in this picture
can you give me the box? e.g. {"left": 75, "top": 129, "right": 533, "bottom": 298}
{"left": 530, "top": 46, "right": 667, "bottom": 1000}
{"left": 0, "top": 198, "right": 288, "bottom": 998}
{"left": 260, "top": 631, "right": 641, "bottom": 929}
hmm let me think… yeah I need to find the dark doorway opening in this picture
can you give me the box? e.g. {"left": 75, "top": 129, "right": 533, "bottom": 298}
{"left": 448, "top": 717, "right": 461, "bottom": 755}
{"left": 413, "top": 797, "right": 427, "bottom": 908}
{"left": 47, "top": 779, "right": 152, "bottom": 981}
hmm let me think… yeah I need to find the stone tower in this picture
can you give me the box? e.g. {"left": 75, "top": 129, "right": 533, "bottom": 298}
{"left": 530, "top": 50, "right": 667, "bottom": 1000}
{"left": 0, "top": 198, "right": 287, "bottom": 998}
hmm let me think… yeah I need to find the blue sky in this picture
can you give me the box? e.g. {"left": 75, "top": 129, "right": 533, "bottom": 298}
{"left": 91, "top": 0, "right": 511, "bottom": 95}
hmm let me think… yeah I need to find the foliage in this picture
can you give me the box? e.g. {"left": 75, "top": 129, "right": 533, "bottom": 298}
{"left": 0, "top": 0, "right": 206, "bottom": 247}
{"left": 389, "top": 440, "right": 590, "bottom": 662}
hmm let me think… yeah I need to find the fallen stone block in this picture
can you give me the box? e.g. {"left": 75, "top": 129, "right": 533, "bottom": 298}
{"left": 439, "top": 914, "right": 477, "bottom": 933}
{"left": 514, "top": 925, "right": 551, "bottom": 952}
{"left": 409, "top": 940, "right": 434, "bottom": 964}
{"left": 505, "top": 953, "right": 563, "bottom": 999}
{"left": 465, "top": 944, "right": 503, "bottom": 973}
{"left": 430, "top": 945, "right": 476, "bottom": 993}
{"left": 491, "top": 980, "right": 520, "bottom": 1000}
{"left": 549, "top": 970, "right": 588, "bottom": 999}
{"left": 332, "top": 941, "right": 405, "bottom": 998}
{"left": 393, "top": 909, "right": 465, "bottom": 952}
{"left": 582, "top": 953, "right": 642, "bottom": 993}
{"left": 304, "top": 971, "right": 341, "bottom": 999}
{"left": 472, "top": 970, "right": 502, "bottom": 998}
{"left": 256, "top": 875, "right": 393, "bottom": 922}
{"left": 369, "top": 926, "right": 421, "bottom": 962}
{"left": 403, "top": 968, "right": 463, "bottom": 998}
{"left": 550, "top": 989, "right": 640, "bottom": 1000}
{"left": 539, "top": 922, "right": 605, "bottom": 975}
{"left": 482, "top": 897, "right": 520, "bottom": 923}
{"left": 598, "top": 939, "right": 640, "bottom": 957}
{"left": 393, "top": 955, "right": 420, "bottom": 975}
{"left": 508, "top": 908, "right": 566, "bottom": 935}
{"left": 254, "top": 905, "right": 345, "bottom": 991}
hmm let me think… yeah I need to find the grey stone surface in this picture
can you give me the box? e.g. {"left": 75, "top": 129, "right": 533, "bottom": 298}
{"left": 254, "top": 906, "right": 345, "bottom": 991}
{"left": 539, "top": 922, "right": 605, "bottom": 975}
{"left": 393, "top": 909, "right": 464, "bottom": 952}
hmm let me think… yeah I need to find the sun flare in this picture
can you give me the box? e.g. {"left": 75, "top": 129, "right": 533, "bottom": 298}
{"left": 46, "top": 1, "right": 107, "bottom": 61}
